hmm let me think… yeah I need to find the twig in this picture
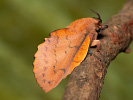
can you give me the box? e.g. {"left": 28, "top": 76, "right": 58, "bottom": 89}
{"left": 62, "top": 0, "right": 133, "bottom": 100}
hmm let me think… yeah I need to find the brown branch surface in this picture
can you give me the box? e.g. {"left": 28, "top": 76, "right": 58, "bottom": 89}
{"left": 62, "top": 0, "right": 133, "bottom": 100}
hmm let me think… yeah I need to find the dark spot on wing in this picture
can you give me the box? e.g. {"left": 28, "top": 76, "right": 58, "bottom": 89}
{"left": 68, "top": 45, "right": 73, "bottom": 48}
{"left": 47, "top": 38, "right": 50, "bottom": 43}
{"left": 53, "top": 66, "right": 55, "bottom": 69}
{"left": 54, "top": 54, "right": 57, "bottom": 58}
{"left": 48, "top": 80, "right": 54, "bottom": 85}
{"left": 44, "top": 67, "right": 47, "bottom": 71}
{"left": 66, "top": 35, "right": 69, "bottom": 40}
{"left": 57, "top": 35, "right": 59, "bottom": 43}
{"left": 49, "top": 32, "right": 51, "bottom": 36}
{"left": 53, "top": 70, "right": 56, "bottom": 74}
{"left": 54, "top": 59, "right": 57, "bottom": 63}
{"left": 48, "top": 81, "right": 51, "bottom": 84}
{"left": 53, "top": 49, "right": 56, "bottom": 53}
{"left": 59, "top": 69, "right": 66, "bottom": 74}
{"left": 65, "top": 51, "right": 67, "bottom": 54}
{"left": 68, "top": 45, "right": 79, "bottom": 48}
{"left": 42, "top": 73, "right": 45, "bottom": 77}
{"left": 54, "top": 44, "right": 57, "bottom": 48}
{"left": 42, "top": 79, "right": 46, "bottom": 83}
{"left": 68, "top": 40, "right": 79, "bottom": 48}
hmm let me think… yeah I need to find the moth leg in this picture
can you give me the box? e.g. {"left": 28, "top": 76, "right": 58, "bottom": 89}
{"left": 89, "top": 49, "right": 92, "bottom": 55}
{"left": 90, "top": 40, "right": 105, "bottom": 65}
{"left": 91, "top": 40, "right": 107, "bottom": 64}
{"left": 87, "top": 49, "right": 92, "bottom": 56}
{"left": 91, "top": 40, "right": 100, "bottom": 51}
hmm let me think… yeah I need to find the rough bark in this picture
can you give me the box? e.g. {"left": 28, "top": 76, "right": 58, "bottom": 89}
{"left": 62, "top": 0, "right": 133, "bottom": 100}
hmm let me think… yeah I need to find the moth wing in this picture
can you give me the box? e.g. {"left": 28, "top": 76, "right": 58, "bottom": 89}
{"left": 33, "top": 28, "right": 89, "bottom": 92}
{"left": 63, "top": 35, "right": 90, "bottom": 78}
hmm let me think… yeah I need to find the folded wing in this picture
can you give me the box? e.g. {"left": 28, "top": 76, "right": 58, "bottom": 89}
{"left": 33, "top": 28, "right": 90, "bottom": 92}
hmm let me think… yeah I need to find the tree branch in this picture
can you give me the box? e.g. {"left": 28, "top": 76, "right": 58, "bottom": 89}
{"left": 62, "top": 0, "right": 133, "bottom": 100}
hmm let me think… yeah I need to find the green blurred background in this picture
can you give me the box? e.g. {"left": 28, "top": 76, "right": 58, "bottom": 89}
{"left": 0, "top": 0, "right": 133, "bottom": 100}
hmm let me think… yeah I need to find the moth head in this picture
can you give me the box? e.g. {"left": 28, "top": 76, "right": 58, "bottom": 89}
{"left": 91, "top": 9, "right": 108, "bottom": 33}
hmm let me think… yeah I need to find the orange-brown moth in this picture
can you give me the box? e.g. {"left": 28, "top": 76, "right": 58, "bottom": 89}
{"left": 33, "top": 10, "right": 108, "bottom": 93}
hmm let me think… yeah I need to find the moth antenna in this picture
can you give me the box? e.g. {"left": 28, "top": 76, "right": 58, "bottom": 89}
{"left": 90, "top": 9, "right": 102, "bottom": 24}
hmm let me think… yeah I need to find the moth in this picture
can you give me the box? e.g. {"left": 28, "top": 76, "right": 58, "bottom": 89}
{"left": 33, "top": 10, "right": 108, "bottom": 93}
